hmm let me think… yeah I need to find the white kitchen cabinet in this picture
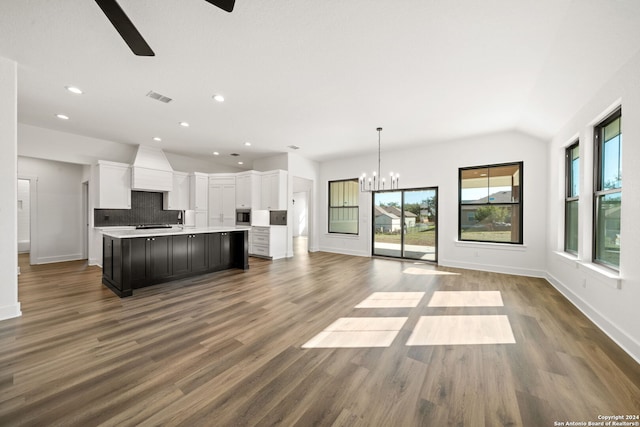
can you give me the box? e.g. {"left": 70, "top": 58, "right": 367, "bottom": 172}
{"left": 250, "top": 225, "right": 287, "bottom": 259}
{"left": 163, "top": 171, "right": 190, "bottom": 210}
{"left": 194, "top": 211, "right": 208, "bottom": 228}
{"left": 95, "top": 161, "right": 131, "bottom": 209}
{"left": 209, "top": 176, "right": 236, "bottom": 227}
{"left": 189, "top": 172, "right": 208, "bottom": 211}
{"left": 260, "top": 170, "right": 287, "bottom": 210}
{"left": 236, "top": 171, "right": 261, "bottom": 209}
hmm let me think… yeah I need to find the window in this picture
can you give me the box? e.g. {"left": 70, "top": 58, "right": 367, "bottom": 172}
{"left": 328, "top": 179, "right": 359, "bottom": 234}
{"left": 593, "top": 108, "right": 621, "bottom": 269}
{"left": 459, "top": 162, "right": 523, "bottom": 244}
{"left": 565, "top": 141, "right": 579, "bottom": 254}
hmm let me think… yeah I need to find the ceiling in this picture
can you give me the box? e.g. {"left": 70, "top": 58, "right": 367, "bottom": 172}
{"left": 1, "top": 1, "right": 639, "bottom": 168}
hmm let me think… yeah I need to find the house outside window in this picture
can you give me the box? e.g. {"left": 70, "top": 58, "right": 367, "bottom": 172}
{"left": 593, "top": 108, "right": 622, "bottom": 269}
{"left": 328, "top": 179, "right": 359, "bottom": 234}
{"left": 565, "top": 141, "right": 579, "bottom": 254}
{"left": 459, "top": 162, "right": 523, "bottom": 244}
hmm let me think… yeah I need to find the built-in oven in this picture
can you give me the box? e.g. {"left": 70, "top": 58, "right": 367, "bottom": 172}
{"left": 236, "top": 209, "right": 251, "bottom": 226}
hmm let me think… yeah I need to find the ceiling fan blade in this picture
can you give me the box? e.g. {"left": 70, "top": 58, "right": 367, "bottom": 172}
{"left": 204, "top": 0, "right": 236, "bottom": 13}
{"left": 94, "top": 0, "right": 155, "bottom": 56}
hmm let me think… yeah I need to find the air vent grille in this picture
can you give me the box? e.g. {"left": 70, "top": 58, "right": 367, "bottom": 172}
{"left": 230, "top": 153, "right": 240, "bottom": 157}
{"left": 287, "top": 145, "right": 300, "bottom": 150}
{"left": 146, "top": 90, "right": 173, "bottom": 103}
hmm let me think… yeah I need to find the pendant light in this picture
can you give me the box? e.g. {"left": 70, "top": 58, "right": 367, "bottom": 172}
{"left": 359, "top": 127, "right": 399, "bottom": 192}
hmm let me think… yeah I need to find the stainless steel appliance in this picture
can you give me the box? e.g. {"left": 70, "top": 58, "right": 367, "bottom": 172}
{"left": 269, "top": 210, "right": 287, "bottom": 226}
{"left": 236, "top": 209, "right": 251, "bottom": 226}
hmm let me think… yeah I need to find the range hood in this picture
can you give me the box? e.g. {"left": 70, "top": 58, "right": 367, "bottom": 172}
{"left": 131, "top": 145, "right": 174, "bottom": 192}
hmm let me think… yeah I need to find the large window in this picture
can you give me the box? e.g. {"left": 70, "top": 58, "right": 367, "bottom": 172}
{"left": 565, "top": 141, "right": 579, "bottom": 254}
{"left": 459, "top": 162, "right": 523, "bottom": 244}
{"left": 593, "top": 108, "right": 621, "bottom": 269}
{"left": 328, "top": 179, "right": 359, "bottom": 234}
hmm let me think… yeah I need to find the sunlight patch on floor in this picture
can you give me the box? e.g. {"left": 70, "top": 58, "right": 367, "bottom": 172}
{"left": 355, "top": 292, "right": 425, "bottom": 308}
{"left": 402, "top": 267, "right": 460, "bottom": 276}
{"left": 427, "top": 291, "right": 504, "bottom": 307}
{"left": 406, "top": 315, "right": 516, "bottom": 346}
{"left": 301, "top": 317, "right": 408, "bottom": 348}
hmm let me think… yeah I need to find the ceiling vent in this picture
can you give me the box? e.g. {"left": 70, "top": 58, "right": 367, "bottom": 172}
{"left": 287, "top": 145, "right": 300, "bottom": 150}
{"left": 146, "top": 90, "right": 172, "bottom": 103}
{"left": 230, "top": 153, "right": 240, "bottom": 157}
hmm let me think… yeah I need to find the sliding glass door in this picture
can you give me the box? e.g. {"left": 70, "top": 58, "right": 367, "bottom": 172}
{"left": 373, "top": 187, "right": 437, "bottom": 261}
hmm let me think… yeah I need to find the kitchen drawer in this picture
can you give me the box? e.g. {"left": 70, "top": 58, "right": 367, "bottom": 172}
{"left": 252, "top": 234, "right": 269, "bottom": 245}
{"left": 251, "top": 244, "right": 269, "bottom": 257}
{"left": 251, "top": 226, "right": 269, "bottom": 237}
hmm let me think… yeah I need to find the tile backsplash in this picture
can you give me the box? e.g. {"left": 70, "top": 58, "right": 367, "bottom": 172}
{"left": 94, "top": 191, "right": 181, "bottom": 227}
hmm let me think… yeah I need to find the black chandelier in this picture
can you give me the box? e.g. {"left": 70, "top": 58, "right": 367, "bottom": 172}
{"left": 359, "top": 127, "right": 399, "bottom": 192}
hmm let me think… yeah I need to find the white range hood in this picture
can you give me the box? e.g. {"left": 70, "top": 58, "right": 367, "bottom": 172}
{"left": 131, "top": 145, "right": 174, "bottom": 192}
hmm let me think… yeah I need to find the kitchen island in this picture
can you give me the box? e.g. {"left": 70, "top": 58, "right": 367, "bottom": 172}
{"left": 101, "top": 227, "right": 249, "bottom": 297}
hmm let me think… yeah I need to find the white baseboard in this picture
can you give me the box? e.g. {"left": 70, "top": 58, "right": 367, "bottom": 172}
{"left": 0, "top": 303, "right": 22, "bottom": 321}
{"left": 319, "top": 247, "right": 370, "bottom": 257}
{"left": 546, "top": 272, "right": 640, "bottom": 364}
{"left": 438, "top": 258, "right": 547, "bottom": 278}
{"left": 17, "top": 240, "right": 30, "bottom": 253}
{"left": 35, "top": 253, "right": 84, "bottom": 265}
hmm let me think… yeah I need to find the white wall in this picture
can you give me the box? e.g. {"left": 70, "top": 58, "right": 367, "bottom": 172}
{"left": 0, "top": 57, "right": 20, "bottom": 321}
{"left": 546, "top": 50, "right": 640, "bottom": 362}
{"left": 18, "top": 157, "right": 85, "bottom": 264}
{"left": 319, "top": 130, "right": 549, "bottom": 277}
{"left": 253, "top": 154, "right": 289, "bottom": 172}
{"left": 19, "top": 123, "right": 243, "bottom": 173}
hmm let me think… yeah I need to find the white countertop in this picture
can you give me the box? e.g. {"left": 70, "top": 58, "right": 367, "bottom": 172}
{"left": 100, "top": 226, "right": 250, "bottom": 239}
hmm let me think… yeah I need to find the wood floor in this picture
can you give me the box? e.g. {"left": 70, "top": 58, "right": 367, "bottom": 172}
{"left": 1, "top": 244, "right": 639, "bottom": 426}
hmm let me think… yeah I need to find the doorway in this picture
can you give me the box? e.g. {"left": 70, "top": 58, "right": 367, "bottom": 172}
{"left": 292, "top": 176, "right": 313, "bottom": 255}
{"left": 17, "top": 175, "right": 38, "bottom": 266}
{"left": 17, "top": 179, "right": 30, "bottom": 254}
{"left": 82, "top": 181, "right": 89, "bottom": 260}
{"left": 372, "top": 187, "right": 438, "bottom": 262}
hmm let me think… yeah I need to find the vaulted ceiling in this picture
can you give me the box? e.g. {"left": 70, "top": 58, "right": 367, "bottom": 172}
{"left": 1, "top": 1, "right": 639, "bottom": 168}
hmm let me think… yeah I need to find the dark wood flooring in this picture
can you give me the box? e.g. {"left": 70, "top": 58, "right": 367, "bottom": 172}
{"left": 1, "top": 243, "right": 638, "bottom": 426}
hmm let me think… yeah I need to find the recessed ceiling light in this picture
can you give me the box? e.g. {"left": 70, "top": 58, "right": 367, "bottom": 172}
{"left": 153, "top": 137, "right": 162, "bottom": 142}
{"left": 244, "top": 142, "right": 251, "bottom": 146}
{"left": 213, "top": 151, "right": 220, "bottom": 156}
{"left": 238, "top": 161, "right": 244, "bottom": 165}
{"left": 65, "top": 86, "right": 83, "bottom": 95}
{"left": 56, "top": 114, "right": 69, "bottom": 120}
{"left": 213, "top": 94, "right": 225, "bottom": 103}
{"left": 179, "top": 121, "right": 189, "bottom": 127}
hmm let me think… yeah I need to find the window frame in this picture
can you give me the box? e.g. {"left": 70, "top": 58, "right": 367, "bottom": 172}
{"left": 564, "top": 141, "right": 579, "bottom": 254}
{"left": 328, "top": 178, "right": 360, "bottom": 235}
{"left": 458, "top": 161, "right": 524, "bottom": 245}
{"left": 593, "top": 107, "right": 622, "bottom": 270}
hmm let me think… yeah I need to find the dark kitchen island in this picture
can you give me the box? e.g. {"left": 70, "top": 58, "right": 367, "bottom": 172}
{"left": 101, "top": 227, "right": 249, "bottom": 297}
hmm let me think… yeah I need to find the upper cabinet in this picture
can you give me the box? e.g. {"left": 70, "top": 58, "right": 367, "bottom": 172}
{"left": 95, "top": 161, "right": 131, "bottom": 209}
{"left": 236, "top": 171, "right": 261, "bottom": 209}
{"left": 260, "top": 170, "right": 287, "bottom": 210}
{"left": 163, "top": 171, "right": 190, "bottom": 210}
{"left": 189, "top": 172, "right": 209, "bottom": 211}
